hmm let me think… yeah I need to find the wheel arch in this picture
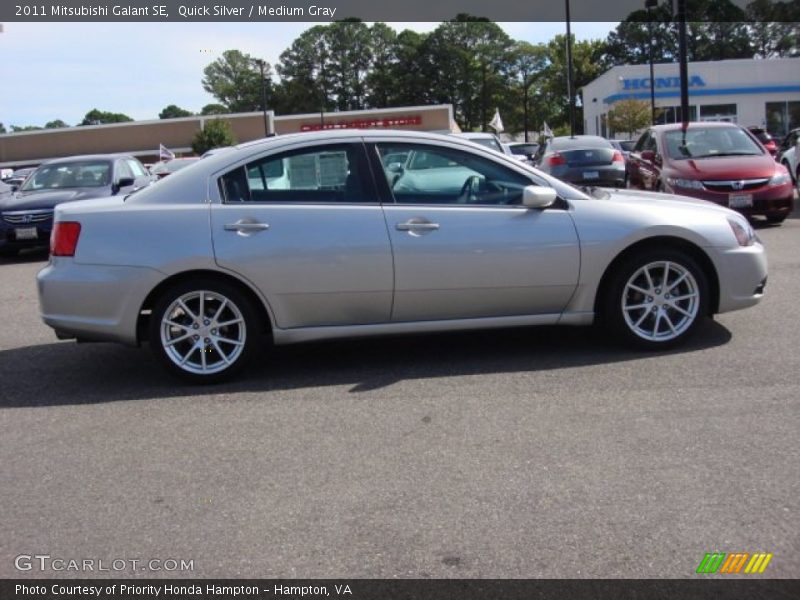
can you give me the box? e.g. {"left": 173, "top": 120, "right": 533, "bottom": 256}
{"left": 136, "top": 269, "right": 274, "bottom": 343}
{"left": 593, "top": 236, "right": 720, "bottom": 319}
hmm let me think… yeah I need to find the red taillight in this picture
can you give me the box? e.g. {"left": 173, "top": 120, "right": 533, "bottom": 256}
{"left": 612, "top": 150, "right": 625, "bottom": 162}
{"left": 547, "top": 153, "right": 566, "bottom": 166}
{"left": 50, "top": 222, "right": 81, "bottom": 257}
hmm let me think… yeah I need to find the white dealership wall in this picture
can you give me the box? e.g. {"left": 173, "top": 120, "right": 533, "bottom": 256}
{"left": 582, "top": 57, "right": 800, "bottom": 139}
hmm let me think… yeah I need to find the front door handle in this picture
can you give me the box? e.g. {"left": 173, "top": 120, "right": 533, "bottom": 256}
{"left": 224, "top": 220, "right": 270, "bottom": 233}
{"left": 396, "top": 220, "right": 440, "bottom": 232}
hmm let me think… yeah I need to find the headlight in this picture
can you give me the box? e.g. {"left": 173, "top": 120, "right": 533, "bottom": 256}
{"left": 769, "top": 170, "right": 791, "bottom": 186}
{"left": 728, "top": 218, "right": 756, "bottom": 247}
{"left": 666, "top": 177, "right": 704, "bottom": 190}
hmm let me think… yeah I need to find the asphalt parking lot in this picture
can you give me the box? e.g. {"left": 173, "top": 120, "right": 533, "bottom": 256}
{"left": 1, "top": 211, "right": 799, "bottom": 579}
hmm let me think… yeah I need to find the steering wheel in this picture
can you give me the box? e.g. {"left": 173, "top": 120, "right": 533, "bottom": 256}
{"left": 458, "top": 175, "right": 482, "bottom": 203}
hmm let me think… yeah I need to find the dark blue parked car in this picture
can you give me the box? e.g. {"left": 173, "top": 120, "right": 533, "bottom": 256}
{"left": 0, "top": 154, "right": 153, "bottom": 256}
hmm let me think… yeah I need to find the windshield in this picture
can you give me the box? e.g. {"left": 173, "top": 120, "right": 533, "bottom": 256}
{"left": 21, "top": 161, "right": 111, "bottom": 191}
{"left": 664, "top": 127, "right": 763, "bottom": 159}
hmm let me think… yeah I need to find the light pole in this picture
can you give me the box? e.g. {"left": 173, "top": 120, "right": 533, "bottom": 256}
{"left": 253, "top": 59, "right": 269, "bottom": 138}
{"left": 645, "top": 0, "right": 658, "bottom": 125}
{"left": 565, "top": 0, "right": 575, "bottom": 137}
{"left": 676, "top": 0, "right": 690, "bottom": 124}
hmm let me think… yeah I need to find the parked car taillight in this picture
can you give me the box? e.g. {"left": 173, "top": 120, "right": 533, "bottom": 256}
{"left": 50, "top": 222, "right": 81, "bottom": 257}
{"left": 612, "top": 151, "right": 625, "bottom": 163}
{"left": 547, "top": 153, "right": 566, "bottom": 166}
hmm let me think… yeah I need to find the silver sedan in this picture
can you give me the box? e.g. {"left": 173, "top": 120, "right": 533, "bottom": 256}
{"left": 37, "top": 130, "right": 767, "bottom": 383}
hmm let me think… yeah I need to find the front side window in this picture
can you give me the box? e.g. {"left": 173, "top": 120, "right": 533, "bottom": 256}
{"left": 376, "top": 143, "right": 532, "bottom": 206}
{"left": 219, "top": 143, "right": 371, "bottom": 203}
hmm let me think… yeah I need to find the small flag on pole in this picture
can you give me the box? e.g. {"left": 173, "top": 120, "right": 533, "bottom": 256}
{"left": 489, "top": 108, "right": 504, "bottom": 133}
{"left": 542, "top": 122, "right": 554, "bottom": 138}
{"left": 159, "top": 144, "right": 175, "bottom": 161}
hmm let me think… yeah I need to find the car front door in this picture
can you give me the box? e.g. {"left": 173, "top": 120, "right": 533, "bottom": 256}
{"left": 371, "top": 141, "right": 580, "bottom": 322}
{"left": 210, "top": 141, "right": 394, "bottom": 329}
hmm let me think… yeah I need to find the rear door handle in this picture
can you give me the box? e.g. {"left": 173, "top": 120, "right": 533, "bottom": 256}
{"left": 224, "top": 220, "right": 270, "bottom": 233}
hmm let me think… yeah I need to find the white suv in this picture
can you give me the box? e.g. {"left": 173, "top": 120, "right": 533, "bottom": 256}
{"left": 777, "top": 128, "right": 800, "bottom": 190}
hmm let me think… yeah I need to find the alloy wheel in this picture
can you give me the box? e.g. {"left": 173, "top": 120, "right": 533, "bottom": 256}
{"left": 621, "top": 260, "right": 700, "bottom": 342}
{"left": 159, "top": 290, "right": 247, "bottom": 375}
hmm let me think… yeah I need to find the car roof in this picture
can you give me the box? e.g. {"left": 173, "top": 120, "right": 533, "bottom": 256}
{"left": 41, "top": 154, "right": 133, "bottom": 165}
{"left": 650, "top": 122, "right": 741, "bottom": 133}
{"left": 550, "top": 135, "right": 613, "bottom": 149}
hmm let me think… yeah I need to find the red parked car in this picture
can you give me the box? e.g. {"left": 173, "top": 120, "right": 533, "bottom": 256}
{"left": 747, "top": 126, "right": 778, "bottom": 157}
{"left": 628, "top": 122, "right": 794, "bottom": 223}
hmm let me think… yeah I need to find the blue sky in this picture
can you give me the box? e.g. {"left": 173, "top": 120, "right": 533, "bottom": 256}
{"left": 0, "top": 22, "right": 616, "bottom": 128}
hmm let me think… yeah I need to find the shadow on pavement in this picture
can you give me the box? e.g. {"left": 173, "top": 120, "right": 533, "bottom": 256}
{"left": 0, "top": 319, "right": 732, "bottom": 408}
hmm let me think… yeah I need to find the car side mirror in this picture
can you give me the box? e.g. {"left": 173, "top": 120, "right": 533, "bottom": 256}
{"left": 387, "top": 163, "right": 404, "bottom": 173}
{"left": 10, "top": 185, "right": 18, "bottom": 192}
{"left": 522, "top": 185, "right": 557, "bottom": 208}
{"left": 118, "top": 177, "right": 135, "bottom": 188}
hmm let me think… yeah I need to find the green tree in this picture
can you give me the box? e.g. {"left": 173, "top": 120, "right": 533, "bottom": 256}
{"left": 11, "top": 125, "right": 43, "bottom": 132}
{"left": 327, "top": 19, "right": 373, "bottom": 110}
{"left": 421, "top": 16, "right": 513, "bottom": 131}
{"left": 80, "top": 109, "right": 133, "bottom": 125}
{"left": 365, "top": 23, "right": 398, "bottom": 108}
{"left": 0, "top": 122, "right": 6, "bottom": 134}
{"left": 277, "top": 25, "right": 334, "bottom": 113}
{"left": 746, "top": 0, "right": 799, "bottom": 58}
{"left": 159, "top": 104, "right": 193, "bottom": 119}
{"left": 607, "top": 99, "right": 653, "bottom": 138}
{"left": 202, "top": 50, "right": 271, "bottom": 113}
{"left": 508, "top": 41, "right": 548, "bottom": 140}
{"left": 542, "top": 34, "right": 607, "bottom": 134}
{"left": 191, "top": 119, "right": 237, "bottom": 155}
{"left": 45, "top": 119, "right": 69, "bottom": 128}
{"left": 200, "top": 103, "right": 228, "bottom": 115}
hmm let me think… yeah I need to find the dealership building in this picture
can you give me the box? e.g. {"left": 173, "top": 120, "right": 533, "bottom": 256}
{"left": 582, "top": 57, "right": 800, "bottom": 139}
{"left": 0, "top": 104, "right": 456, "bottom": 169}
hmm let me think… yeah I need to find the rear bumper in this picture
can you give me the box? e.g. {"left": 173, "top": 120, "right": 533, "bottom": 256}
{"left": 0, "top": 221, "right": 52, "bottom": 250}
{"left": 37, "top": 259, "right": 164, "bottom": 345}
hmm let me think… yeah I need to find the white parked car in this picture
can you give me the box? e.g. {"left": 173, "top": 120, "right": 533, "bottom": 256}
{"left": 777, "top": 128, "right": 800, "bottom": 189}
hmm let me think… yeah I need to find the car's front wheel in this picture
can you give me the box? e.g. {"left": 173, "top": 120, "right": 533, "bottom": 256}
{"left": 602, "top": 250, "right": 709, "bottom": 349}
{"left": 149, "top": 280, "right": 260, "bottom": 383}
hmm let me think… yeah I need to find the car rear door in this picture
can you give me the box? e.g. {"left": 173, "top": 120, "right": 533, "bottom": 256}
{"left": 210, "top": 140, "right": 394, "bottom": 329}
{"left": 370, "top": 140, "right": 580, "bottom": 322}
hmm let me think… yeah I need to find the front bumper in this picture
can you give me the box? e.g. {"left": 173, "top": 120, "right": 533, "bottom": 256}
{"left": 712, "top": 242, "right": 768, "bottom": 314}
{"left": 665, "top": 183, "right": 794, "bottom": 218}
{"left": 37, "top": 258, "right": 164, "bottom": 345}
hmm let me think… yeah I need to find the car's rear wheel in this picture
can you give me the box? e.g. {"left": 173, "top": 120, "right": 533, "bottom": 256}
{"left": 602, "top": 249, "right": 708, "bottom": 349}
{"left": 149, "top": 280, "right": 259, "bottom": 383}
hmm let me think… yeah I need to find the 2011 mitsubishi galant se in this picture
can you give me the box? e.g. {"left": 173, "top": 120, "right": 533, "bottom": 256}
{"left": 37, "top": 130, "right": 768, "bottom": 383}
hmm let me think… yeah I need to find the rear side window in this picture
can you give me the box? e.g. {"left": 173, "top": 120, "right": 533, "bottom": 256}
{"left": 218, "top": 143, "right": 373, "bottom": 203}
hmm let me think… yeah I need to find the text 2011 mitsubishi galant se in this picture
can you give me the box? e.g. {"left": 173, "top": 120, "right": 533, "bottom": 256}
{"left": 37, "top": 130, "right": 767, "bottom": 383}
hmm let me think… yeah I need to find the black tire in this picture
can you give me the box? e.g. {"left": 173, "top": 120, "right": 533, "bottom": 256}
{"left": 766, "top": 214, "right": 787, "bottom": 224}
{"left": 601, "top": 249, "right": 709, "bottom": 350}
{"left": 149, "top": 279, "right": 261, "bottom": 383}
